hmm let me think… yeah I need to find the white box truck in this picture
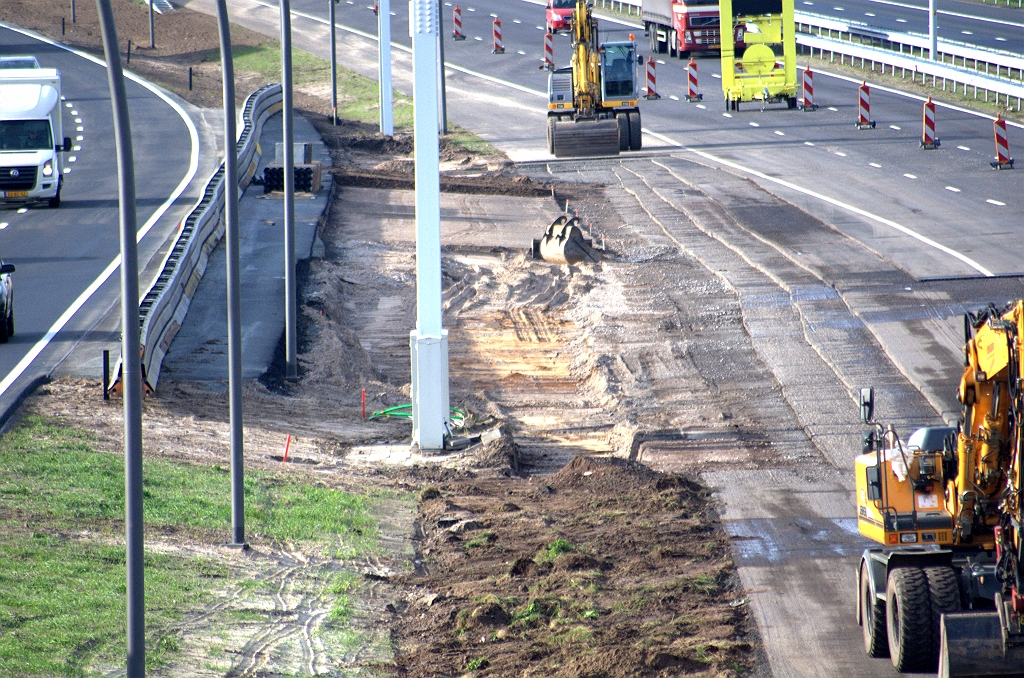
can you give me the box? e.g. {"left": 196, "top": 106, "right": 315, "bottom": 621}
{"left": 0, "top": 68, "right": 71, "bottom": 208}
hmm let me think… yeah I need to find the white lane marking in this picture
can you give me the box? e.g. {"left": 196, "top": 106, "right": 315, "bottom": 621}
{"left": 834, "top": 6, "right": 845, "bottom": 10}
{"left": 962, "top": 30, "right": 973, "bottom": 35}
{"left": 390, "top": 11, "right": 396, "bottom": 15}
{"left": 73, "top": 146, "right": 81, "bottom": 151}
{"left": 865, "top": 12, "right": 875, "bottom": 16}
{"left": 946, "top": 186, "right": 961, "bottom": 192}
{"left": 904, "top": 173, "right": 917, "bottom": 178}
{"left": 68, "top": 156, "right": 77, "bottom": 162}
{"left": 74, "top": 118, "right": 82, "bottom": 123}
{"left": 65, "top": 102, "right": 72, "bottom": 108}
{"left": 537, "top": 25, "right": 544, "bottom": 29}
{"left": 827, "top": 106, "right": 838, "bottom": 111}
{"left": 0, "top": 223, "right": 7, "bottom": 230}
{"left": 896, "top": 17, "right": 907, "bottom": 22}
{"left": 996, "top": 37, "right": 1007, "bottom": 41}
{"left": 987, "top": 199, "right": 1006, "bottom": 206}
{"left": 723, "top": 112, "right": 733, "bottom": 117}
{"left": 644, "top": 128, "right": 993, "bottom": 276}
{"left": 76, "top": 135, "right": 83, "bottom": 141}
{"left": 835, "top": 151, "right": 847, "bottom": 156}
{"left": 696, "top": 104, "right": 706, "bottom": 109}
{"left": 957, "top": 145, "right": 970, "bottom": 151}
{"left": 347, "top": 1, "right": 354, "bottom": 4}
{"left": 474, "top": 36, "right": 482, "bottom": 40}
{"left": 804, "top": 1, "right": 813, "bottom": 4}
{"left": 71, "top": 110, "right": 78, "bottom": 115}
{"left": 805, "top": 141, "right": 815, "bottom": 146}
{"left": 517, "top": 50, "right": 526, "bottom": 54}
{"left": 774, "top": 130, "right": 785, "bottom": 135}
{"left": 16, "top": 208, "right": 27, "bottom": 214}
{"left": 0, "top": 19, "right": 200, "bottom": 402}
{"left": 467, "top": 6, "right": 475, "bottom": 10}
{"left": 656, "top": 59, "right": 666, "bottom": 64}
{"left": 669, "top": 95, "right": 680, "bottom": 100}
{"left": 712, "top": 73, "right": 721, "bottom": 78}
{"left": 489, "top": 12, "right": 497, "bottom": 16}
{"left": 890, "top": 125, "right": 901, "bottom": 130}
{"left": 813, "top": 69, "right": 1024, "bottom": 130}
{"left": 513, "top": 19, "right": 521, "bottom": 23}
{"left": 869, "top": 162, "right": 881, "bottom": 167}
{"left": 749, "top": 121, "right": 760, "bottom": 127}
{"left": 76, "top": 126, "right": 84, "bottom": 131}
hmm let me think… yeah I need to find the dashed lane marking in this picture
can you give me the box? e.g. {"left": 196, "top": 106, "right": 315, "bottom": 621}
{"left": 890, "top": 125, "right": 901, "bottom": 130}
{"left": 869, "top": 162, "right": 881, "bottom": 167}
{"left": 805, "top": 141, "right": 815, "bottom": 145}
{"left": 946, "top": 186, "right": 961, "bottom": 192}
{"left": 904, "top": 173, "right": 917, "bottom": 178}
{"left": 774, "top": 130, "right": 785, "bottom": 135}
{"left": 835, "top": 151, "right": 847, "bottom": 156}
{"left": 723, "top": 112, "right": 733, "bottom": 117}
{"left": 644, "top": 128, "right": 995, "bottom": 277}
{"left": 957, "top": 145, "right": 970, "bottom": 150}
{"left": 987, "top": 199, "right": 1006, "bottom": 206}
{"left": 749, "top": 121, "right": 760, "bottom": 127}
{"left": 669, "top": 95, "right": 680, "bottom": 100}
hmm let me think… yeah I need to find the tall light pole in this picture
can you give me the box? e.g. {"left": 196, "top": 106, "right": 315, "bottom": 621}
{"left": 378, "top": 0, "right": 393, "bottom": 135}
{"left": 330, "top": 0, "right": 338, "bottom": 125}
{"left": 214, "top": 0, "right": 246, "bottom": 548}
{"left": 95, "top": 0, "right": 145, "bottom": 674}
{"left": 281, "top": 0, "right": 298, "bottom": 381}
{"left": 409, "top": 0, "right": 448, "bottom": 452}
{"left": 928, "top": 0, "right": 937, "bottom": 60}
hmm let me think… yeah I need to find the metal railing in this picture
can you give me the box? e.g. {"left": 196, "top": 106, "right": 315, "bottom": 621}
{"left": 132, "top": 83, "right": 283, "bottom": 391}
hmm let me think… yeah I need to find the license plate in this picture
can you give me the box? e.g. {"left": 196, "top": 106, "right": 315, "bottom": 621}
{"left": 1, "top": 191, "right": 28, "bottom": 198}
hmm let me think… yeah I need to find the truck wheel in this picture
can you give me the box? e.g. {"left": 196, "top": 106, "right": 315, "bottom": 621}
{"left": 0, "top": 305, "right": 9, "bottom": 343}
{"left": 617, "top": 114, "right": 630, "bottom": 152}
{"left": 787, "top": 97, "right": 798, "bottom": 109}
{"left": 886, "top": 567, "right": 934, "bottom": 672}
{"left": 547, "top": 116, "right": 556, "bottom": 155}
{"left": 860, "top": 562, "right": 889, "bottom": 658}
{"left": 924, "top": 566, "right": 961, "bottom": 667}
{"left": 668, "top": 30, "right": 677, "bottom": 58}
{"left": 679, "top": 50, "right": 690, "bottom": 59}
{"left": 628, "top": 111, "right": 642, "bottom": 151}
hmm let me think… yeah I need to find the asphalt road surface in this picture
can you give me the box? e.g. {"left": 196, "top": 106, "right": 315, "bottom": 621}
{"left": 0, "top": 24, "right": 200, "bottom": 421}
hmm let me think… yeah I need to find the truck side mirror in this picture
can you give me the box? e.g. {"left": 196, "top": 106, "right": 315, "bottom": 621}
{"left": 0, "top": 263, "right": 15, "bottom": 274}
{"left": 865, "top": 465, "right": 882, "bottom": 501}
{"left": 859, "top": 387, "right": 874, "bottom": 423}
{"left": 63, "top": 137, "right": 72, "bottom": 152}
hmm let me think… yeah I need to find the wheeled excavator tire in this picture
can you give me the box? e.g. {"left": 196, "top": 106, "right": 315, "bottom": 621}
{"left": 628, "top": 111, "right": 642, "bottom": 151}
{"left": 617, "top": 114, "right": 630, "bottom": 152}
{"left": 860, "top": 562, "right": 889, "bottom": 658}
{"left": 886, "top": 567, "right": 935, "bottom": 672}
{"left": 551, "top": 118, "right": 620, "bottom": 158}
{"left": 924, "top": 566, "right": 961, "bottom": 658}
{"left": 547, "top": 116, "right": 556, "bottom": 155}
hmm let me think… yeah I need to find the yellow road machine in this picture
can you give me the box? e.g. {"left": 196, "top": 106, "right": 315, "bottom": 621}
{"left": 718, "top": 0, "right": 797, "bottom": 110}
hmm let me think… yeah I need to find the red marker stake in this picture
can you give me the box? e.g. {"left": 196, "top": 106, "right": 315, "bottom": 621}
{"left": 361, "top": 389, "right": 366, "bottom": 419}
{"left": 283, "top": 434, "right": 291, "bottom": 463}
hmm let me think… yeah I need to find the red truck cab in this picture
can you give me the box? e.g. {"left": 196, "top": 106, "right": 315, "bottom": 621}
{"left": 546, "top": 0, "right": 575, "bottom": 33}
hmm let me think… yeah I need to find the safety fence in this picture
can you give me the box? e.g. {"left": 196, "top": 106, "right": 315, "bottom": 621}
{"left": 795, "top": 11, "right": 1024, "bottom": 110}
{"left": 133, "top": 83, "right": 283, "bottom": 391}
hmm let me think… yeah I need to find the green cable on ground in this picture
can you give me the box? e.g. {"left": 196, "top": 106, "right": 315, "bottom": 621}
{"left": 368, "top": 404, "right": 468, "bottom": 427}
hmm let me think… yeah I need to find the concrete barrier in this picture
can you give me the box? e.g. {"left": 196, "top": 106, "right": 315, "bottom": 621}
{"left": 124, "top": 83, "right": 283, "bottom": 392}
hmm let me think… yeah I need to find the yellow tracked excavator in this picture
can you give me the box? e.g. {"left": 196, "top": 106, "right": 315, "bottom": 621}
{"left": 546, "top": 0, "right": 643, "bottom": 157}
{"left": 856, "top": 302, "right": 1024, "bottom": 676}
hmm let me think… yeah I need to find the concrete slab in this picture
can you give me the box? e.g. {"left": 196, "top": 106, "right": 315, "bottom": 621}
{"left": 160, "top": 112, "right": 332, "bottom": 381}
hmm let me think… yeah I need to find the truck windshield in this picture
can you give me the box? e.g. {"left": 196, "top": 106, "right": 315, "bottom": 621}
{"left": 551, "top": 0, "right": 574, "bottom": 7}
{"left": 680, "top": 0, "right": 720, "bottom": 5}
{"left": 0, "top": 120, "right": 53, "bottom": 151}
{"left": 602, "top": 45, "right": 635, "bottom": 98}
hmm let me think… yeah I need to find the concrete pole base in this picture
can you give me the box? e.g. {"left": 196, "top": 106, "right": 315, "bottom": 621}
{"left": 410, "top": 329, "right": 450, "bottom": 453}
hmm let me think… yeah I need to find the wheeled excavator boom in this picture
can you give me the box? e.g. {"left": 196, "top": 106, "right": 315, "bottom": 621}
{"left": 855, "top": 302, "right": 1024, "bottom": 676}
{"left": 546, "top": 0, "right": 644, "bottom": 157}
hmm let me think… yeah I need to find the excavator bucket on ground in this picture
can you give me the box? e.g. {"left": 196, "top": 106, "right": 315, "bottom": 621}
{"left": 551, "top": 118, "right": 620, "bottom": 158}
{"left": 535, "top": 216, "right": 602, "bottom": 265}
{"left": 939, "top": 611, "right": 1024, "bottom": 677}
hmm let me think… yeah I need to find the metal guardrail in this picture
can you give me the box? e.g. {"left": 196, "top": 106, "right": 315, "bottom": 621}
{"left": 797, "top": 31, "right": 1024, "bottom": 109}
{"left": 132, "top": 83, "right": 283, "bottom": 391}
{"left": 795, "top": 11, "right": 1024, "bottom": 83}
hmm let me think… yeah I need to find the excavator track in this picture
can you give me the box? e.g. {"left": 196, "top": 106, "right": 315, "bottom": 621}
{"left": 551, "top": 119, "right": 620, "bottom": 158}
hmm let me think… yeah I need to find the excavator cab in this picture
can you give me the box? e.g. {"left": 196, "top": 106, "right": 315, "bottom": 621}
{"left": 600, "top": 43, "right": 640, "bottom": 100}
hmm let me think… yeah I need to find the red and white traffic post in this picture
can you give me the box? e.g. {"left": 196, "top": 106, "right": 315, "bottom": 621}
{"left": 991, "top": 114, "right": 1015, "bottom": 169}
{"left": 645, "top": 57, "right": 660, "bottom": 99}
{"left": 685, "top": 58, "right": 702, "bottom": 102}
{"left": 452, "top": 4, "right": 465, "bottom": 40}
{"left": 856, "top": 81, "right": 875, "bottom": 129}
{"left": 542, "top": 31, "right": 554, "bottom": 70}
{"left": 492, "top": 17, "right": 504, "bottom": 54}
{"left": 920, "top": 96, "right": 939, "bottom": 149}
{"left": 801, "top": 67, "right": 817, "bottom": 111}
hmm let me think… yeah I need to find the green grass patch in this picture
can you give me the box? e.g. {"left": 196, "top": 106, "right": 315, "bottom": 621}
{"left": 536, "top": 538, "right": 576, "bottom": 563}
{"left": 465, "top": 530, "right": 496, "bottom": 549}
{"left": 466, "top": 656, "right": 490, "bottom": 670}
{"left": 444, "top": 127, "right": 498, "bottom": 155}
{"left": 231, "top": 43, "right": 414, "bottom": 130}
{"left": 0, "top": 415, "right": 387, "bottom": 675}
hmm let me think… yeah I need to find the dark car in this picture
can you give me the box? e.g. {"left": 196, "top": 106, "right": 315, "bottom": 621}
{"left": 0, "top": 260, "right": 14, "bottom": 342}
